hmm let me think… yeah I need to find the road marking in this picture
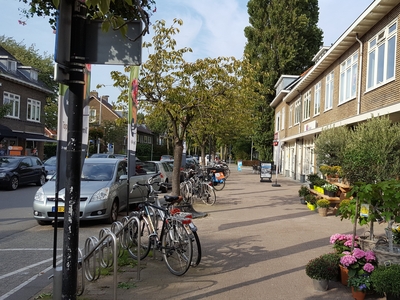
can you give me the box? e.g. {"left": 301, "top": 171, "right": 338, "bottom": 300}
{"left": 0, "top": 255, "right": 62, "bottom": 280}
{"left": 0, "top": 258, "right": 63, "bottom": 300}
{"left": 0, "top": 248, "right": 62, "bottom": 251}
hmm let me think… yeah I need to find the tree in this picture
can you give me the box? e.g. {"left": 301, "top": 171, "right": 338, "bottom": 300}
{"left": 0, "top": 35, "right": 58, "bottom": 129}
{"left": 19, "top": 0, "right": 155, "bottom": 37}
{"left": 0, "top": 103, "right": 12, "bottom": 119}
{"left": 244, "top": 0, "right": 323, "bottom": 161}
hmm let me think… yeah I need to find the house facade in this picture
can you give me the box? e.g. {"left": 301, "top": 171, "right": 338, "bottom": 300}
{"left": 0, "top": 46, "right": 54, "bottom": 158}
{"left": 271, "top": 0, "right": 400, "bottom": 182}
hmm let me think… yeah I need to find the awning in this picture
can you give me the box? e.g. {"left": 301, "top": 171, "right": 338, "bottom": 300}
{"left": 0, "top": 124, "right": 56, "bottom": 142}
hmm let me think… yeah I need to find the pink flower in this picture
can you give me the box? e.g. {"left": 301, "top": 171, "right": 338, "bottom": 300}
{"left": 363, "top": 263, "right": 375, "bottom": 273}
{"left": 353, "top": 248, "right": 366, "bottom": 259}
{"left": 365, "top": 250, "right": 376, "bottom": 262}
{"left": 340, "top": 254, "right": 357, "bottom": 267}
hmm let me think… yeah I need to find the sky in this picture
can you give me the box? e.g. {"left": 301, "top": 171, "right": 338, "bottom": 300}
{"left": 2, "top": 0, "right": 373, "bottom": 103}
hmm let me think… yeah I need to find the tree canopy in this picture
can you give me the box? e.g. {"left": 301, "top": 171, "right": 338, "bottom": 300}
{"left": 244, "top": 0, "right": 323, "bottom": 160}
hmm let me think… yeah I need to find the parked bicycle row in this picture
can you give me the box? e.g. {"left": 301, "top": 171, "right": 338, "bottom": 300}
{"left": 127, "top": 173, "right": 202, "bottom": 275}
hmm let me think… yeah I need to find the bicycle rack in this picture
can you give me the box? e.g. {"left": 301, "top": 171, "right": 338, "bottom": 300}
{"left": 76, "top": 215, "right": 141, "bottom": 300}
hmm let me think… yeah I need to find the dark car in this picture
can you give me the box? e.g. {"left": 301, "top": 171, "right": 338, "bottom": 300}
{"left": 0, "top": 156, "right": 46, "bottom": 190}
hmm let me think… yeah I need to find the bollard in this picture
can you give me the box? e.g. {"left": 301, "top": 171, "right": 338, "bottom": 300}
{"left": 53, "top": 266, "right": 62, "bottom": 300}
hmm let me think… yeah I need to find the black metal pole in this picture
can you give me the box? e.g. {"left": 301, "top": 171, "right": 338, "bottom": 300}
{"left": 62, "top": 1, "right": 86, "bottom": 299}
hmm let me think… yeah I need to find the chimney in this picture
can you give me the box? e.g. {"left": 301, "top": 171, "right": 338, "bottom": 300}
{"left": 101, "top": 95, "right": 109, "bottom": 102}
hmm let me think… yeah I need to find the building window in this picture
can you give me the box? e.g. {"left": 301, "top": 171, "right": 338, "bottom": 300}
{"left": 339, "top": 52, "right": 358, "bottom": 104}
{"left": 7, "top": 60, "right": 17, "bottom": 72}
{"left": 367, "top": 21, "right": 397, "bottom": 90}
{"left": 281, "top": 107, "right": 285, "bottom": 130}
{"left": 314, "top": 81, "right": 321, "bottom": 116}
{"left": 294, "top": 99, "right": 301, "bottom": 125}
{"left": 303, "top": 90, "right": 311, "bottom": 121}
{"left": 325, "top": 71, "right": 334, "bottom": 111}
{"left": 3, "top": 92, "right": 20, "bottom": 118}
{"left": 289, "top": 104, "right": 293, "bottom": 128}
{"left": 276, "top": 111, "right": 281, "bottom": 132}
{"left": 89, "top": 109, "right": 97, "bottom": 123}
{"left": 27, "top": 98, "right": 41, "bottom": 122}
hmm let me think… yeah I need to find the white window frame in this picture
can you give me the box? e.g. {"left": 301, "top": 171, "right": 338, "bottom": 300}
{"left": 3, "top": 92, "right": 20, "bottom": 118}
{"left": 281, "top": 107, "right": 285, "bottom": 130}
{"left": 303, "top": 90, "right": 311, "bottom": 121}
{"left": 339, "top": 51, "right": 358, "bottom": 104}
{"left": 325, "top": 71, "right": 334, "bottom": 111}
{"left": 367, "top": 21, "right": 397, "bottom": 90}
{"left": 276, "top": 111, "right": 281, "bottom": 132}
{"left": 27, "top": 98, "right": 41, "bottom": 122}
{"left": 7, "top": 60, "right": 17, "bottom": 72}
{"left": 289, "top": 104, "right": 293, "bottom": 128}
{"left": 314, "top": 81, "right": 321, "bottom": 116}
{"left": 294, "top": 99, "right": 301, "bottom": 125}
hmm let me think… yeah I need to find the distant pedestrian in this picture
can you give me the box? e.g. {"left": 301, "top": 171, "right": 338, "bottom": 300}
{"left": 32, "top": 148, "right": 38, "bottom": 156}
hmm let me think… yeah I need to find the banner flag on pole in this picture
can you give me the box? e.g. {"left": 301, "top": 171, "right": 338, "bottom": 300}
{"left": 128, "top": 66, "right": 140, "bottom": 179}
{"left": 56, "top": 65, "right": 91, "bottom": 193}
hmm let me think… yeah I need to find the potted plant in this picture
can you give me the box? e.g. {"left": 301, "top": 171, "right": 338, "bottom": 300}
{"left": 305, "top": 194, "right": 317, "bottom": 210}
{"left": 371, "top": 264, "right": 400, "bottom": 300}
{"left": 305, "top": 253, "right": 340, "bottom": 291}
{"left": 298, "top": 185, "right": 310, "bottom": 204}
{"left": 347, "top": 274, "right": 371, "bottom": 300}
{"left": 316, "top": 199, "right": 330, "bottom": 217}
{"left": 322, "top": 183, "right": 338, "bottom": 197}
{"left": 307, "top": 173, "right": 320, "bottom": 189}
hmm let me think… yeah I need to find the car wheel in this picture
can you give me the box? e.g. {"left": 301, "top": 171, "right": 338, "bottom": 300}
{"left": 36, "top": 174, "right": 46, "bottom": 186}
{"left": 9, "top": 176, "right": 19, "bottom": 190}
{"left": 107, "top": 200, "right": 119, "bottom": 224}
{"left": 37, "top": 220, "right": 52, "bottom": 226}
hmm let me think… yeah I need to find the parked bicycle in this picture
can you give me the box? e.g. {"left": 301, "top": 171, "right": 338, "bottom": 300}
{"left": 127, "top": 173, "right": 201, "bottom": 275}
{"left": 180, "top": 169, "right": 216, "bottom": 205}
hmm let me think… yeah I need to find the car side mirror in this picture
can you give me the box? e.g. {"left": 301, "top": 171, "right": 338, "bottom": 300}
{"left": 119, "top": 174, "right": 128, "bottom": 181}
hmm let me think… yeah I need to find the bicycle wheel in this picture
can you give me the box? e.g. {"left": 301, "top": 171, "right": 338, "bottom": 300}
{"left": 212, "top": 178, "right": 226, "bottom": 191}
{"left": 200, "top": 183, "right": 216, "bottom": 205}
{"left": 180, "top": 181, "right": 193, "bottom": 204}
{"left": 190, "top": 230, "right": 202, "bottom": 267}
{"left": 223, "top": 167, "right": 230, "bottom": 179}
{"left": 162, "top": 219, "right": 193, "bottom": 276}
{"left": 126, "top": 214, "right": 151, "bottom": 260}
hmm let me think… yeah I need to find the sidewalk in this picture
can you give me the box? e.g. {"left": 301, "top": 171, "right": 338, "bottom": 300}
{"left": 29, "top": 166, "right": 385, "bottom": 300}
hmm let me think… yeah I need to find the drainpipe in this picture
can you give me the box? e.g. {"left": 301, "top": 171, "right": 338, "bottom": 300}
{"left": 356, "top": 33, "right": 363, "bottom": 115}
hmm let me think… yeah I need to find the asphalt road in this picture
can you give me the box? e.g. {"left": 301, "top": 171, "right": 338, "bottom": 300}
{"left": 0, "top": 184, "right": 118, "bottom": 300}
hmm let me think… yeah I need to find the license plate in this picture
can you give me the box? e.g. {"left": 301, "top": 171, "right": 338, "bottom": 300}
{"left": 52, "top": 206, "right": 64, "bottom": 213}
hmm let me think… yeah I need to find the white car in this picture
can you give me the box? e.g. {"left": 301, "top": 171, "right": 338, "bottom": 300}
{"left": 145, "top": 161, "right": 173, "bottom": 192}
{"left": 33, "top": 158, "right": 128, "bottom": 225}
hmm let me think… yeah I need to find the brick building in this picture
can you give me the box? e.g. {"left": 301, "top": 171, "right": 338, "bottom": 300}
{"left": 271, "top": 0, "right": 400, "bottom": 182}
{"left": 0, "top": 46, "right": 54, "bottom": 158}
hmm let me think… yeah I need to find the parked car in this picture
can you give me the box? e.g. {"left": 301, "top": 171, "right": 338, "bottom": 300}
{"left": 0, "top": 156, "right": 46, "bottom": 190}
{"left": 43, "top": 156, "right": 57, "bottom": 180}
{"left": 33, "top": 158, "right": 162, "bottom": 225}
{"left": 160, "top": 155, "right": 173, "bottom": 161}
{"left": 146, "top": 160, "right": 173, "bottom": 192}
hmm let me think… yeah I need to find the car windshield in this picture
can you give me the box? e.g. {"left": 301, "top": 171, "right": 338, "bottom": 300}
{"left": 44, "top": 156, "right": 57, "bottom": 166}
{"left": 0, "top": 157, "right": 21, "bottom": 168}
{"left": 81, "top": 163, "right": 115, "bottom": 181}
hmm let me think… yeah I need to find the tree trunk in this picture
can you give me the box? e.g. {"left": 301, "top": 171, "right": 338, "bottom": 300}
{"left": 171, "top": 138, "right": 183, "bottom": 196}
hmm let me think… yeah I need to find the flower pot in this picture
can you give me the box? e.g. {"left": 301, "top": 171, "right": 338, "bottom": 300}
{"left": 300, "top": 198, "right": 306, "bottom": 205}
{"left": 339, "top": 265, "right": 348, "bottom": 286}
{"left": 318, "top": 207, "right": 328, "bottom": 217}
{"left": 324, "top": 189, "right": 329, "bottom": 196}
{"left": 312, "top": 278, "right": 328, "bottom": 291}
{"left": 351, "top": 287, "right": 366, "bottom": 300}
{"left": 328, "top": 191, "right": 336, "bottom": 197}
{"left": 307, "top": 203, "right": 316, "bottom": 211}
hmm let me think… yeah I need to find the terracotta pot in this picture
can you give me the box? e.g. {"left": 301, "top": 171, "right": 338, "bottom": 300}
{"left": 339, "top": 265, "right": 348, "bottom": 286}
{"left": 351, "top": 287, "right": 366, "bottom": 300}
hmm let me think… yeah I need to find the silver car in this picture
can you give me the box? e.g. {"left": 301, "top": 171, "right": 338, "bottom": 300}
{"left": 33, "top": 158, "right": 128, "bottom": 225}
